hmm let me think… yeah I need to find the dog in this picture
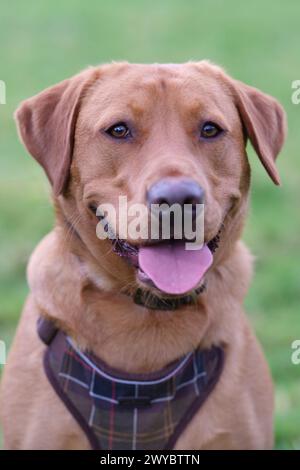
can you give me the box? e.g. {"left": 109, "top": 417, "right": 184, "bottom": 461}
{"left": 0, "top": 61, "right": 286, "bottom": 450}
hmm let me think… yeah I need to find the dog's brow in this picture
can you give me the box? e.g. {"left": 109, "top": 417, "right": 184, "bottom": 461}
{"left": 127, "top": 101, "right": 145, "bottom": 119}
{"left": 183, "top": 103, "right": 228, "bottom": 127}
{"left": 185, "top": 103, "right": 205, "bottom": 117}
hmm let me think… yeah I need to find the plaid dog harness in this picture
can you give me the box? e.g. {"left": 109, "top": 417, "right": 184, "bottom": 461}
{"left": 38, "top": 317, "right": 224, "bottom": 450}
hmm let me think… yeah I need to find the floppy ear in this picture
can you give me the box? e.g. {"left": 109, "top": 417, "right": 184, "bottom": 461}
{"left": 15, "top": 67, "right": 99, "bottom": 195}
{"left": 232, "top": 80, "right": 287, "bottom": 185}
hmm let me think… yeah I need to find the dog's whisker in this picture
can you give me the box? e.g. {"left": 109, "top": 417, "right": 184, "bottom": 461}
{"left": 61, "top": 213, "right": 83, "bottom": 250}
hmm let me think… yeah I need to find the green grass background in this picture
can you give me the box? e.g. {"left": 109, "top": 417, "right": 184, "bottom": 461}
{"left": 0, "top": 0, "right": 300, "bottom": 449}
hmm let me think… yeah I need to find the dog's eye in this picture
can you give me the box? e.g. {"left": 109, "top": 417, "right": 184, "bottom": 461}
{"left": 200, "top": 122, "right": 223, "bottom": 139}
{"left": 106, "top": 122, "right": 131, "bottom": 139}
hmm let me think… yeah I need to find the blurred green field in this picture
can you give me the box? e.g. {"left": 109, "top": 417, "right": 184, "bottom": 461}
{"left": 1, "top": 0, "right": 300, "bottom": 449}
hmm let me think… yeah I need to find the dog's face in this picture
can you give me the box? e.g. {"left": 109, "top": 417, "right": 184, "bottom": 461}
{"left": 16, "top": 62, "right": 286, "bottom": 297}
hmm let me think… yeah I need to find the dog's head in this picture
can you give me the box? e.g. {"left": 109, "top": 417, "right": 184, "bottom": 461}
{"left": 15, "top": 62, "right": 286, "bottom": 299}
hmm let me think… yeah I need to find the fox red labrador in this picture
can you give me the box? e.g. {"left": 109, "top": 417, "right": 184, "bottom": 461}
{"left": 0, "top": 61, "right": 286, "bottom": 449}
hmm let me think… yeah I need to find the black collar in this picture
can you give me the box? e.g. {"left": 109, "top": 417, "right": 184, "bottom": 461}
{"left": 132, "top": 283, "right": 206, "bottom": 310}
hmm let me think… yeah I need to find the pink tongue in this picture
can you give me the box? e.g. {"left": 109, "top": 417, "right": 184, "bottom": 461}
{"left": 138, "top": 242, "right": 213, "bottom": 295}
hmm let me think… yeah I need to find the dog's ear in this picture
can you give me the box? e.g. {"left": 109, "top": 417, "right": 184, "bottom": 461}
{"left": 231, "top": 80, "right": 287, "bottom": 185}
{"left": 15, "top": 67, "right": 99, "bottom": 195}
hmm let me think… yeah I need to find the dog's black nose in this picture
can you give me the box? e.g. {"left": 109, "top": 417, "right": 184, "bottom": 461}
{"left": 147, "top": 177, "right": 205, "bottom": 210}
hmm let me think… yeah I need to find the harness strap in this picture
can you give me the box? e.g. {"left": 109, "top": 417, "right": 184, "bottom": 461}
{"left": 37, "top": 317, "right": 58, "bottom": 345}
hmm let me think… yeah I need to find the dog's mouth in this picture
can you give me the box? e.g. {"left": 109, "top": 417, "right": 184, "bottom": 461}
{"left": 91, "top": 205, "right": 222, "bottom": 296}
{"left": 109, "top": 227, "right": 222, "bottom": 297}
